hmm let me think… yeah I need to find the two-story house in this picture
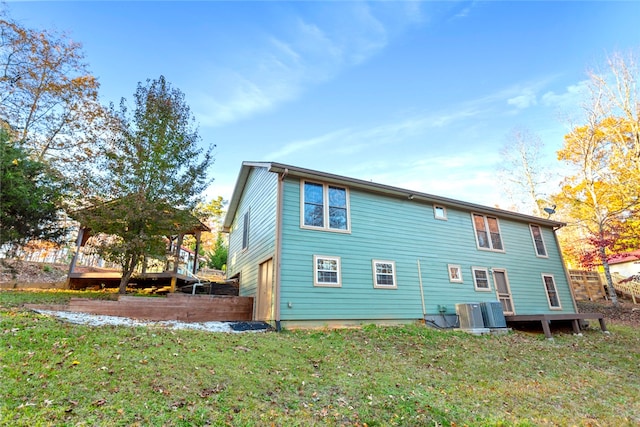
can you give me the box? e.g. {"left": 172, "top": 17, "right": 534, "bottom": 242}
{"left": 223, "top": 162, "right": 579, "bottom": 331}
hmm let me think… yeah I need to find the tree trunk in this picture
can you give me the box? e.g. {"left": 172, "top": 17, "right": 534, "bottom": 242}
{"left": 118, "top": 253, "right": 139, "bottom": 294}
{"left": 599, "top": 246, "right": 619, "bottom": 306}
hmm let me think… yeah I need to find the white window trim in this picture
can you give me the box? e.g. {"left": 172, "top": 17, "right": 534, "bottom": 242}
{"left": 300, "top": 180, "right": 351, "bottom": 233}
{"left": 242, "top": 210, "right": 250, "bottom": 251}
{"left": 313, "top": 255, "right": 342, "bottom": 288}
{"left": 434, "top": 205, "right": 447, "bottom": 220}
{"left": 529, "top": 224, "right": 548, "bottom": 258}
{"left": 372, "top": 259, "right": 397, "bottom": 289}
{"left": 542, "top": 273, "right": 562, "bottom": 310}
{"left": 471, "top": 213, "right": 505, "bottom": 252}
{"left": 471, "top": 266, "right": 492, "bottom": 292}
{"left": 448, "top": 264, "right": 463, "bottom": 283}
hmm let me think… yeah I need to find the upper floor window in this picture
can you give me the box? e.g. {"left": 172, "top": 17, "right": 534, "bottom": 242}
{"left": 529, "top": 224, "right": 547, "bottom": 257}
{"left": 542, "top": 274, "right": 561, "bottom": 309}
{"left": 372, "top": 260, "right": 397, "bottom": 289}
{"left": 434, "top": 205, "right": 447, "bottom": 220}
{"left": 472, "top": 213, "right": 503, "bottom": 251}
{"left": 314, "top": 255, "right": 341, "bottom": 287}
{"left": 302, "top": 181, "right": 350, "bottom": 232}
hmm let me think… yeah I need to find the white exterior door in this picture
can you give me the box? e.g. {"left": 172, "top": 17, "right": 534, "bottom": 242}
{"left": 256, "top": 258, "right": 274, "bottom": 321}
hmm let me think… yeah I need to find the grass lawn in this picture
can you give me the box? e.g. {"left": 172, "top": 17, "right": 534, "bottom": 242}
{"left": 1, "top": 290, "right": 639, "bottom": 426}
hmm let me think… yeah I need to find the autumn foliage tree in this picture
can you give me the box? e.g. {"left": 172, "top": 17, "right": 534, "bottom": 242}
{"left": 0, "top": 8, "right": 108, "bottom": 188}
{"left": 553, "top": 51, "right": 640, "bottom": 306}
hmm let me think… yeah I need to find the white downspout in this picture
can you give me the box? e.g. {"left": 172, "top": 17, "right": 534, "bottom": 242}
{"left": 274, "top": 168, "right": 288, "bottom": 331}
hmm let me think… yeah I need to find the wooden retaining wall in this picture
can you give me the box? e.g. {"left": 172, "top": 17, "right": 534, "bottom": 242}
{"left": 28, "top": 294, "right": 254, "bottom": 322}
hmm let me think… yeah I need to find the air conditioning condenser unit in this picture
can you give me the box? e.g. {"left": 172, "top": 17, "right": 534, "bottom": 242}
{"left": 455, "top": 303, "right": 484, "bottom": 329}
{"left": 480, "top": 301, "right": 507, "bottom": 328}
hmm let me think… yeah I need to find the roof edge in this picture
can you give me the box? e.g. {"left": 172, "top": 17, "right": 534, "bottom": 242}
{"left": 223, "top": 161, "right": 566, "bottom": 230}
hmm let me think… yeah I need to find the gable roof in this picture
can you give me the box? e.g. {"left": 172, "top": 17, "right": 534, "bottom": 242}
{"left": 223, "top": 161, "right": 565, "bottom": 231}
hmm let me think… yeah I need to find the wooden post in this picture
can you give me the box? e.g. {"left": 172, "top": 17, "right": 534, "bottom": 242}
{"left": 68, "top": 227, "right": 85, "bottom": 275}
{"left": 170, "top": 234, "right": 183, "bottom": 292}
{"left": 193, "top": 230, "right": 201, "bottom": 275}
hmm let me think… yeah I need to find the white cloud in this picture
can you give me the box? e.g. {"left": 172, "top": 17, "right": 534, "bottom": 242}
{"left": 507, "top": 89, "right": 537, "bottom": 109}
{"left": 541, "top": 80, "right": 589, "bottom": 110}
{"left": 191, "top": 3, "right": 433, "bottom": 128}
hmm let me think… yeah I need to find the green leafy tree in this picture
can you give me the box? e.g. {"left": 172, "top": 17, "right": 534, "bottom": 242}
{"left": 207, "top": 233, "right": 228, "bottom": 271}
{"left": 78, "top": 76, "right": 214, "bottom": 293}
{"left": 0, "top": 129, "right": 66, "bottom": 248}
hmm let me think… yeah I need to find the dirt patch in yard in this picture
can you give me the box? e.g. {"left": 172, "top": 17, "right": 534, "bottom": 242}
{"left": 0, "top": 260, "right": 113, "bottom": 288}
{"left": 577, "top": 300, "right": 640, "bottom": 327}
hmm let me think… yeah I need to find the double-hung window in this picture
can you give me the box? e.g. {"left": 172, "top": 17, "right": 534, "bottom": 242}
{"left": 302, "top": 181, "right": 349, "bottom": 232}
{"left": 372, "top": 260, "right": 397, "bottom": 289}
{"left": 471, "top": 267, "right": 491, "bottom": 291}
{"left": 472, "top": 213, "right": 504, "bottom": 251}
{"left": 314, "top": 255, "right": 341, "bottom": 287}
{"left": 542, "top": 274, "right": 561, "bottom": 309}
{"left": 529, "top": 224, "right": 547, "bottom": 257}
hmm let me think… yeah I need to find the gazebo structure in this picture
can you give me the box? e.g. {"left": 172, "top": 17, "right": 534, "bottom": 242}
{"left": 67, "top": 198, "right": 210, "bottom": 292}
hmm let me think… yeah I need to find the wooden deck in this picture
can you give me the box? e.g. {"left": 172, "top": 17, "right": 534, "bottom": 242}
{"left": 67, "top": 271, "right": 196, "bottom": 290}
{"left": 27, "top": 293, "right": 254, "bottom": 322}
{"left": 505, "top": 313, "right": 608, "bottom": 339}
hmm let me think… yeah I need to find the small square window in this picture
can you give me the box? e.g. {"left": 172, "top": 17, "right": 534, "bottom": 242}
{"left": 448, "top": 264, "right": 463, "bottom": 283}
{"left": 472, "top": 267, "right": 491, "bottom": 291}
{"left": 314, "top": 255, "right": 341, "bottom": 287}
{"left": 434, "top": 205, "right": 447, "bottom": 220}
{"left": 372, "top": 260, "right": 397, "bottom": 289}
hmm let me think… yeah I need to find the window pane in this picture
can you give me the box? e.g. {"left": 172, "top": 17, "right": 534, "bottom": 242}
{"left": 490, "top": 232, "right": 503, "bottom": 250}
{"left": 544, "top": 276, "right": 560, "bottom": 307}
{"left": 318, "top": 271, "right": 338, "bottom": 283}
{"left": 317, "top": 258, "right": 337, "bottom": 271}
{"left": 531, "top": 226, "right": 546, "bottom": 256}
{"left": 376, "top": 263, "right": 393, "bottom": 274}
{"left": 487, "top": 217, "right": 503, "bottom": 250}
{"left": 474, "top": 270, "right": 489, "bottom": 288}
{"left": 376, "top": 274, "right": 394, "bottom": 285}
{"left": 328, "top": 186, "right": 346, "bottom": 207}
{"left": 305, "top": 204, "right": 324, "bottom": 227}
{"left": 304, "top": 182, "right": 324, "bottom": 204}
{"left": 473, "top": 214, "right": 486, "bottom": 231}
{"left": 328, "top": 207, "right": 347, "bottom": 229}
{"left": 477, "top": 231, "right": 489, "bottom": 248}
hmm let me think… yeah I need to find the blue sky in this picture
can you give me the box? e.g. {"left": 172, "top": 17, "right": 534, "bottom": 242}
{"left": 7, "top": 1, "right": 640, "bottom": 209}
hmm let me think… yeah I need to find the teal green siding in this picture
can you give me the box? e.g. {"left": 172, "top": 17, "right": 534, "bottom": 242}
{"left": 226, "top": 167, "right": 278, "bottom": 298}
{"left": 278, "top": 177, "right": 575, "bottom": 322}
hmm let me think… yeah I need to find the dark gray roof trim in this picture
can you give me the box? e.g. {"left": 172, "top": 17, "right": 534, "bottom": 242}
{"left": 223, "top": 161, "right": 565, "bottom": 231}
